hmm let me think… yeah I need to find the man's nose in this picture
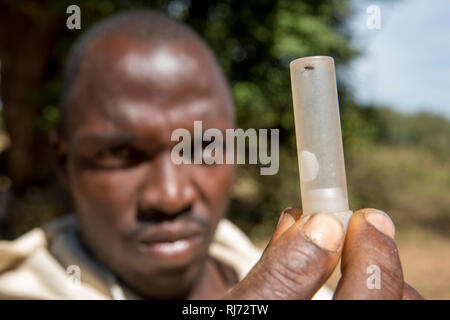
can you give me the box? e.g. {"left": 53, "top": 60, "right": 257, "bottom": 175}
{"left": 138, "top": 153, "right": 196, "bottom": 218}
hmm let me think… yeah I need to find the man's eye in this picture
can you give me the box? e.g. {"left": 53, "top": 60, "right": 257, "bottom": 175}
{"left": 97, "top": 147, "right": 131, "bottom": 160}
{"left": 94, "top": 146, "right": 140, "bottom": 168}
{"left": 185, "top": 140, "right": 225, "bottom": 164}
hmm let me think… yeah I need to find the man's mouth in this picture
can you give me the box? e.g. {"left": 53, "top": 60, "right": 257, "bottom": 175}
{"left": 133, "top": 220, "right": 205, "bottom": 264}
{"left": 139, "top": 236, "right": 201, "bottom": 258}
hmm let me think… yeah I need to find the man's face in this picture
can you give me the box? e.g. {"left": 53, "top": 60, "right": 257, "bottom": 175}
{"left": 61, "top": 36, "right": 235, "bottom": 298}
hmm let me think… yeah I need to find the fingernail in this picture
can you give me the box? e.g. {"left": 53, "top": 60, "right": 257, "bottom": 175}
{"left": 276, "top": 211, "right": 287, "bottom": 227}
{"left": 302, "top": 213, "right": 344, "bottom": 251}
{"left": 364, "top": 209, "right": 396, "bottom": 239}
{"left": 277, "top": 208, "right": 300, "bottom": 227}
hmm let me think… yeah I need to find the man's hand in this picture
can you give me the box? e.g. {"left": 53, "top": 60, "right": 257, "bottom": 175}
{"left": 223, "top": 208, "right": 424, "bottom": 300}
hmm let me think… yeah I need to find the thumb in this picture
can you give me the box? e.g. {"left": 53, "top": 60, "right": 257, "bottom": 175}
{"left": 334, "top": 208, "right": 403, "bottom": 300}
{"left": 224, "top": 212, "right": 345, "bottom": 300}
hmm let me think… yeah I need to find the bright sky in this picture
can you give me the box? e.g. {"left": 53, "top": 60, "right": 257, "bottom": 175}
{"left": 348, "top": 0, "right": 450, "bottom": 118}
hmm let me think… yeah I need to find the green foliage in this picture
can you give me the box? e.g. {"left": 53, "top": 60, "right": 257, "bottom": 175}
{"left": 372, "top": 108, "right": 450, "bottom": 162}
{"left": 196, "top": 0, "right": 357, "bottom": 131}
{"left": 346, "top": 144, "right": 450, "bottom": 235}
{"left": 42, "top": 0, "right": 358, "bottom": 134}
{"left": 37, "top": 105, "right": 60, "bottom": 132}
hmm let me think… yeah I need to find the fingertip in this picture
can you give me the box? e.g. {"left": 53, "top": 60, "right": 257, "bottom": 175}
{"left": 302, "top": 213, "right": 345, "bottom": 252}
{"left": 284, "top": 207, "right": 303, "bottom": 220}
{"left": 272, "top": 208, "right": 303, "bottom": 243}
{"left": 359, "top": 208, "right": 396, "bottom": 239}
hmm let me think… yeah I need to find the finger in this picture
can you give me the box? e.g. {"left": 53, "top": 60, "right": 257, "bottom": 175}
{"left": 334, "top": 208, "right": 404, "bottom": 300}
{"left": 270, "top": 208, "right": 303, "bottom": 244}
{"left": 224, "top": 213, "right": 345, "bottom": 300}
{"left": 402, "top": 282, "right": 424, "bottom": 300}
{"left": 262, "top": 208, "right": 305, "bottom": 258}
{"left": 262, "top": 208, "right": 309, "bottom": 257}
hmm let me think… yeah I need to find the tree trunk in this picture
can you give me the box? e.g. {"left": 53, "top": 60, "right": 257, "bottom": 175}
{"left": 0, "top": 0, "right": 64, "bottom": 237}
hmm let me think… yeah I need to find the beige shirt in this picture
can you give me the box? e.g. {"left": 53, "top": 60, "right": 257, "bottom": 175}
{"left": 0, "top": 215, "right": 332, "bottom": 300}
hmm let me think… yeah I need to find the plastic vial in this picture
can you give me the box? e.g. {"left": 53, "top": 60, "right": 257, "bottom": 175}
{"left": 290, "top": 56, "right": 352, "bottom": 228}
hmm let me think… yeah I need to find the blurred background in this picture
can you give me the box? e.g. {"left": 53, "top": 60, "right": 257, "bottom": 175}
{"left": 0, "top": 0, "right": 448, "bottom": 298}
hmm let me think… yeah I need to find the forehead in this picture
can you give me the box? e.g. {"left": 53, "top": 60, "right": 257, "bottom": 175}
{"left": 68, "top": 36, "right": 233, "bottom": 139}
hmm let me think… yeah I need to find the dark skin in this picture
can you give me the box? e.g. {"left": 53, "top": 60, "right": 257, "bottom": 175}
{"left": 225, "top": 208, "right": 423, "bottom": 299}
{"left": 56, "top": 34, "right": 423, "bottom": 300}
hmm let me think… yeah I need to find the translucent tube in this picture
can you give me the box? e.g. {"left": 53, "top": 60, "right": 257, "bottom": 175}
{"left": 290, "top": 56, "right": 352, "bottom": 228}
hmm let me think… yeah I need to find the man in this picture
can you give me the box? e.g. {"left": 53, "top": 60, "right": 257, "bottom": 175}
{"left": 0, "top": 10, "right": 422, "bottom": 300}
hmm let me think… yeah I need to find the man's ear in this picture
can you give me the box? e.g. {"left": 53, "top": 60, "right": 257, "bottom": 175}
{"left": 51, "top": 132, "right": 70, "bottom": 189}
